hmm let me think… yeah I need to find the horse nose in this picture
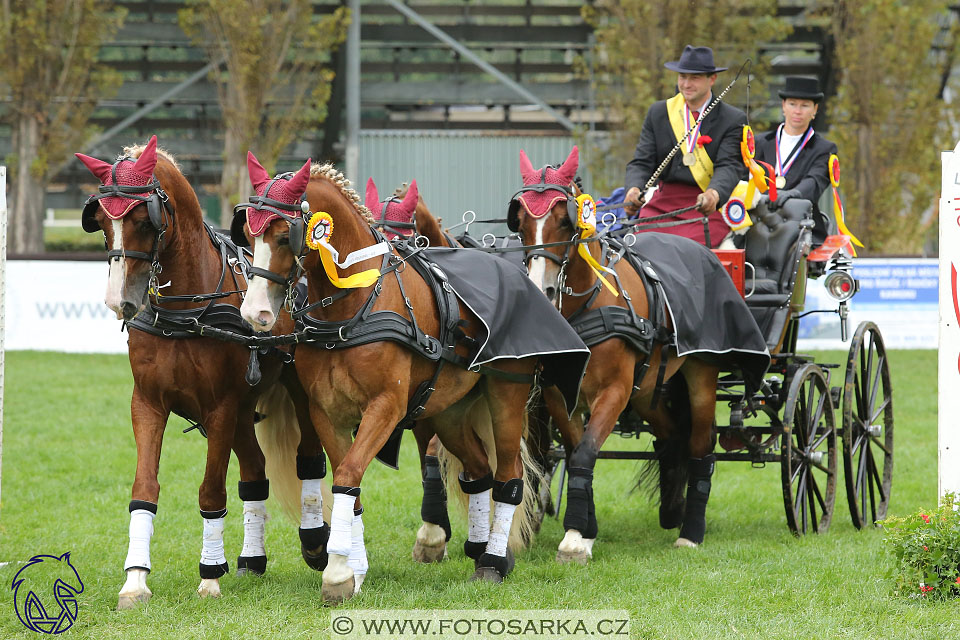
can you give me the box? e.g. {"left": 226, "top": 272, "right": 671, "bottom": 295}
{"left": 544, "top": 285, "right": 557, "bottom": 301}
{"left": 121, "top": 301, "right": 139, "bottom": 321}
{"left": 256, "top": 310, "right": 275, "bottom": 328}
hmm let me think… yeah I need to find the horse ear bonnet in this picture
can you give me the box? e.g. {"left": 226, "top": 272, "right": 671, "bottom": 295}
{"left": 507, "top": 198, "right": 521, "bottom": 232}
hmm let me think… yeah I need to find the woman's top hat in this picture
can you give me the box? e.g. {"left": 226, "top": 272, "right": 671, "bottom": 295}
{"left": 778, "top": 76, "right": 824, "bottom": 102}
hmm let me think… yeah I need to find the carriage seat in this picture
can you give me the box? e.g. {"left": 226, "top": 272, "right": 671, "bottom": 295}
{"left": 743, "top": 198, "right": 813, "bottom": 299}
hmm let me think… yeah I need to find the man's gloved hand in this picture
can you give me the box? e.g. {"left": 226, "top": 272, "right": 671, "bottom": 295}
{"left": 623, "top": 187, "right": 644, "bottom": 213}
{"left": 770, "top": 188, "right": 801, "bottom": 210}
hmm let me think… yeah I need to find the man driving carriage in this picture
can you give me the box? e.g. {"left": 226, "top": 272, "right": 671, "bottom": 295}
{"left": 623, "top": 45, "right": 747, "bottom": 248}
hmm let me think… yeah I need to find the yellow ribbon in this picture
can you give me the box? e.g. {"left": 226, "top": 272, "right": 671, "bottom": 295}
{"left": 306, "top": 210, "right": 382, "bottom": 288}
{"left": 666, "top": 93, "right": 714, "bottom": 192}
{"left": 574, "top": 193, "right": 618, "bottom": 297}
{"left": 828, "top": 154, "right": 864, "bottom": 255}
{"left": 740, "top": 125, "right": 770, "bottom": 208}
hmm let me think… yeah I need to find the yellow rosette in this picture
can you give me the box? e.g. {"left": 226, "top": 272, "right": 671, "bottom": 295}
{"left": 828, "top": 154, "right": 864, "bottom": 255}
{"left": 306, "top": 211, "right": 382, "bottom": 289}
{"left": 575, "top": 193, "right": 618, "bottom": 297}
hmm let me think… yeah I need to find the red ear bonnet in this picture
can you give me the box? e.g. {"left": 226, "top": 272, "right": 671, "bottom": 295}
{"left": 516, "top": 145, "right": 579, "bottom": 219}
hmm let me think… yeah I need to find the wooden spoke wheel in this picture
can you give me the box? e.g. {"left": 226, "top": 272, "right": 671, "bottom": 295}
{"left": 781, "top": 363, "right": 837, "bottom": 535}
{"left": 842, "top": 322, "right": 894, "bottom": 529}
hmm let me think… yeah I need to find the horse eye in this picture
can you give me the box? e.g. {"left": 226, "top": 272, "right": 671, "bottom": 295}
{"left": 277, "top": 235, "right": 290, "bottom": 246}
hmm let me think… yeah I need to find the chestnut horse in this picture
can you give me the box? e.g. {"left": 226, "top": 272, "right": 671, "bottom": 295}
{"left": 237, "top": 158, "right": 550, "bottom": 602}
{"left": 509, "top": 147, "right": 725, "bottom": 560}
{"left": 75, "top": 137, "right": 325, "bottom": 608}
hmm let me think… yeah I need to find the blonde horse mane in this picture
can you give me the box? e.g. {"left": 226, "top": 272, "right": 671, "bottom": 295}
{"left": 309, "top": 163, "right": 375, "bottom": 225}
{"left": 121, "top": 142, "right": 181, "bottom": 170}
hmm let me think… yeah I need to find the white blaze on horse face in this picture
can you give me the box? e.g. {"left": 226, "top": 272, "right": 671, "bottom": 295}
{"left": 105, "top": 219, "right": 125, "bottom": 317}
{"left": 526, "top": 216, "right": 560, "bottom": 299}
{"left": 240, "top": 235, "right": 279, "bottom": 331}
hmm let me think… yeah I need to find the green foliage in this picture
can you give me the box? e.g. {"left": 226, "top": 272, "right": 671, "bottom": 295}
{"left": 823, "top": 0, "right": 957, "bottom": 254}
{"left": 0, "top": 0, "right": 126, "bottom": 180}
{"left": 580, "top": 0, "right": 790, "bottom": 194}
{"left": 882, "top": 493, "right": 960, "bottom": 600}
{"left": 178, "top": 0, "right": 349, "bottom": 171}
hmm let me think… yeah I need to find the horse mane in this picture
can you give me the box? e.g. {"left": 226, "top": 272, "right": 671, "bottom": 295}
{"left": 309, "top": 162, "right": 374, "bottom": 225}
{"left": 122, "top": 142, "right": 181, "bottom": 170}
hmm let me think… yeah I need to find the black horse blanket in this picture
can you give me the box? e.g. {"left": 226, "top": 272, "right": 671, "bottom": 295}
{"left": 422, "top": 246, "right": 590, "bottom": 415}
{"left": 625, "top": 233, "right": 770, "bottom": 391}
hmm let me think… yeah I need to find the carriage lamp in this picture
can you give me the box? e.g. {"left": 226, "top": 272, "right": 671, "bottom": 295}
{"left": 824, "top": 269, "right": 858, "bottom": 302}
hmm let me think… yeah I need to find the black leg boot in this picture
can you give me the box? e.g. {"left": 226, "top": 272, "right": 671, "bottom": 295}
{"left": 421, "top": 456, "right": 452, "bottom": 541}
{"left": 677, "top": 455, "right": 716, "bottom": 546}
{"left": 296, "top": 454, "right": 330, "bottom": 571}
{"left": 655, "top": 439, "right": 686, "bottom": 530}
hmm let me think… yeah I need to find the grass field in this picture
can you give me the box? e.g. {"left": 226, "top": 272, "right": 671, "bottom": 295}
{"left": 0, "top": 349, "right": 948, "bottom": 639}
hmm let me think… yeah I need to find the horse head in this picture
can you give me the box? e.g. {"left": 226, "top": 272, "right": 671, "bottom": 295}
{"left": 236, "top": 152, "right": 312, "bottom": 331}
{"left": 75, "top": 136, "right": 189, "bottom": 320}
{"left": 507, "top": 146, "right": 580, "bottom": 303}
{"left": 366, "top": 177, "right": 419, "bottom": 241}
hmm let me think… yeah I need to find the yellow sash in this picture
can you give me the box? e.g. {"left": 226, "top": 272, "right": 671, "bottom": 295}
{"left": 666, "top": 93, "right": 713, "bottom": 192}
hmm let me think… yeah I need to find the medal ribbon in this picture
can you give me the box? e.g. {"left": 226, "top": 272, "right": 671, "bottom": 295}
{"left": 684, "top": 104, "right": 704, "bottom": 155}
{"left": 775, "top": 124, "right": 815, "bottom": 179}
{"left": 316, "top": 240, "right": 389, "bottom": 288}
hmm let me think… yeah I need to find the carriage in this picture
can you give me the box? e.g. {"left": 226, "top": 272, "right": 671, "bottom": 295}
{"left": 535, "top": 196, "right": 895, "bottom": 536}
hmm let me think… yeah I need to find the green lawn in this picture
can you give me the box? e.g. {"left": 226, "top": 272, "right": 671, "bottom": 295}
{"left": 0, "top": 350, "right": 948, "bottom": 639}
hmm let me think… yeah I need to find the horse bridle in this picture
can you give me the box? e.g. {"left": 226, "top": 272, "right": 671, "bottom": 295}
{"left": 231, "top": 174, "right": 310, "bottom": 296}
{"left": 507, "top": 168, "right": 581, "bottom": 269}
{"left": 81, "top": 157, "right": 175, "bottom": 265}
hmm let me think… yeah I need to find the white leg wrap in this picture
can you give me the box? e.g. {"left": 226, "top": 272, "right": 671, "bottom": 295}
{"left": 240, "top": 500, "right": 267, "bottom": 558}
{"left": 348, "top": 511, "right": 368, "bottom": 576}
{"left": 328, "top": 493, "right": 355, "bottom": 558}
{"left": 486, "top": 501, "right": 518, "bottom": 557}
{"left": 300, "top": 479, "right": 325, "bottom": 529}
{"left": 468, "top": 490, "right": 491, "bottom": 543}
{"left": 124, "top": 510, "right": 155, "bottom": 571}
{"left": 200, "top": 517, "right": 227, "bottom": 566}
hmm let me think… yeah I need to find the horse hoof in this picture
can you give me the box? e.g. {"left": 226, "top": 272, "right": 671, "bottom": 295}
{"left": 302, "top": 545, "right": 328, "bottom": 572}
{"left": 469, "top": 567, "right": 504, "bottom": 583}
{"left": 322, "top": 575, "right": 356, "bottom": 604}
{"left": 674, "top": 537, "right": 699, "bottom": 549}
{"left": 117, "top": 592, "right": 150, "bottom": 610}
{"left": 197, "top": 578, "right": 222, "bottom": 598}
{"left": 556, "top": 548, "right": 589, "bottom": 565}
{"left": 412, "top": 540, "right": 447, "bottom": 563}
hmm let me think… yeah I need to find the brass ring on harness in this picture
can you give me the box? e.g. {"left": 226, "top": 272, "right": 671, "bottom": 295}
{"left": 415, "top": 235, "right": 430, "bottom": 249}
{"left": 600, "top": 211, "right": 618, "bottom": 228}
{"left": 338, "top": 325, "right": 348, "bottom": 341}
{"left": 623, "top": 232, "right": 637, "bottom": 248}
{"left": 481, "top": 233, "right": 496, "bottom": 248}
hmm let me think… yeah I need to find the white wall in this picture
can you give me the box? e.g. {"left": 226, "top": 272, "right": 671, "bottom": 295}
{"left": 2, "top": 257, "right": 939, "bottom": 354}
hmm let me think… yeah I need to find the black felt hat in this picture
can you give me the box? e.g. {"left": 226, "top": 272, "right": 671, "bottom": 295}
{"left": 664, "top": 45, "right": 727, "bottom": 74}
{"left": 778, "top": 76, "right": 824, "bottom": 102}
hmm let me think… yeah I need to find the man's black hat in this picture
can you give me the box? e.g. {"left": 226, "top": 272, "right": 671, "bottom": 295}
{"left": 778, "top": 76, "right": 824, "bottom": 102}
{"left": 664, "top": 45, "right": 727, "bottom": 74}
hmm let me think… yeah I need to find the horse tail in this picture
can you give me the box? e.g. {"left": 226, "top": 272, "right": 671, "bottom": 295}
{"left": 254, "top": 382, "right": 335, "bottom": 524}
{"left": 637, "top": 374, "right": 692, "bottom": 509}
{"left": 439, "top": 396, "right": 545, "bottom": 552}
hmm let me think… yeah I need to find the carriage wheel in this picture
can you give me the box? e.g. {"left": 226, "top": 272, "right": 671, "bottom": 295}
{"left": 842, "top": 322, "right": 894, "bottom": 529}
{"left": 780, "top": 363, "right": 837, "bottom": 535}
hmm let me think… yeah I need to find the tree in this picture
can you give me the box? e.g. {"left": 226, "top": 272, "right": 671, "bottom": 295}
{"left": 581, "top": 0, "right": 790, "bottom": 195}
{"left": 825, "top": 0, "right": 958, "bottom": 254}
{"left": 0, "top": 0, "right": 125, "bottom": 253}
{"left": 179, "top": 1, "right": 349, "bottom": 227}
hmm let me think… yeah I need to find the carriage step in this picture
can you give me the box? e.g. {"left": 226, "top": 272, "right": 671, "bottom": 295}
{"left": 830, "top": 386, "right": 841, "bottom": 406}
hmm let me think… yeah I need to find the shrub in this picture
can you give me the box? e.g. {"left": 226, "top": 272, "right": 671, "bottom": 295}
{"left": 881, "top": 493, "right": 960, "bottom": 600}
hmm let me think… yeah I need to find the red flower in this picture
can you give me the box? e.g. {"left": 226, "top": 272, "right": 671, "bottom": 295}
{"left": 923, "top": 546, "right": 929, "bottom": 551}
{"left": 921, "top": 514, "right": 931, "bottom": 523}
{"left": 697, "top": 135, "right": 713, "bottom": 146}
{"left": 956, "top": 576, "right": 960, "bottom": 584}
{"left": 920, "top": 585, "right": 935, "bottom": 593}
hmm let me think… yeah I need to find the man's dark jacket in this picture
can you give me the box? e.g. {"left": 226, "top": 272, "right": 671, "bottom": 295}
{"left": 625, "top": 98, "right": 748, "bottom": 204}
